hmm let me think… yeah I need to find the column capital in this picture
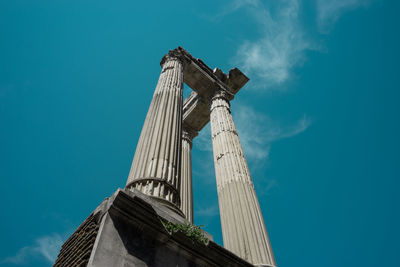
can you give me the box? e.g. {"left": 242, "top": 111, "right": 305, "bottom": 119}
{"left": 211, "top": 89, "right": 231, "bottom": 103}
{"left": 160, "top": 48, "right": 186, "bottom": 67}
{"left": 210, "top": 89, "right": 231, "bottom": 113}
{"left": 182, "top": 125, "right": 198, "bottom": 148}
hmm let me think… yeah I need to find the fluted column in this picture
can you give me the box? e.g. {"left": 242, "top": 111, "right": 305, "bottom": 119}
{"left": 210, "top": 90, "right": 276, "bottom": 267}
{"left": 180, "top": 127, "right": 197, "bottom": 223}
{"left": 126, "top": 51, "right": 184, "bottom": 214}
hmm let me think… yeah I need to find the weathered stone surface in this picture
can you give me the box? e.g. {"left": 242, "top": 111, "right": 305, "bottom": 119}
{"left": 182, "top": 72, "right": 249, "bottom": 133}
{"left": 178, "top": 46, "right": 249, "bottom": 133}
{"left": 54, "top": 210, "right": 102, "bottom": 267}
{"left": 126, "top": 53, "right": 184, "bottom": 214}
{"left": 177, "top": 46, "right": 248, "bottom": 99}
{"left": 126, "top": 47, "right": 250, "bottom": 214}
{"left": 182, "top": 92, "right": 210, "bottom": 133}
{"left": 209, "top": 90, "right": 276, "bottom": 267}
{"left": 55, "top": 188, "right": 254, "bottom": 267}
{"left": 54, "top": 47, "right": 277, "bottom": 267}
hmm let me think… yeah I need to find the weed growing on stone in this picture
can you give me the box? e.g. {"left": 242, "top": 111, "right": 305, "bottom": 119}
{"left": 162, "top": 220, "right": 209, "bottom": 246}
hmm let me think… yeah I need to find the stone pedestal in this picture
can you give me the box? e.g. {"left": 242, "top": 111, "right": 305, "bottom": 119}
{"left": 126, "top": 52, "right": 184, "bottom": 214}
{"left": 209, "top": 90, "right": 276, "bottom": 267}
{"left": 54, "top": 189, "right": 254, "bottom": 267}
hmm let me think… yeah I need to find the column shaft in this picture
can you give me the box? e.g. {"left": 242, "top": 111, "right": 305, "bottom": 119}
{"left": 180, "top": 128, "right": 197, "bottom": 223}
{"left": 126, "top": 54, "right": 184, "bottom": 212}
{"left": 210, "top": 91, "right": 276, "bottom": 266}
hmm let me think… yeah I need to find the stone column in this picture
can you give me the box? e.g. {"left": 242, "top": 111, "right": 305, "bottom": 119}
{"left": 210, "top": 90, "right": 276, "bottom": 267}
{"left": 126, "top": 50, "right": 184, "bottom": 214}
{"left": 180, "top": 126, "right": 197, "bottom": 223}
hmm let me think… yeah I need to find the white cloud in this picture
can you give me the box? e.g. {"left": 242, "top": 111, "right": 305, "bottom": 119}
{"left": 35, "top": 234, "right": 63, "bottom": 263}
{"left": 1, "top": 247, "right": 30, "bottom": 265}
{"left": 233, "top": 105, "right": 311, "bottom": 162}
{"left": 317, "top": 0, "right": 370, "bottom": 32}
{"left": 231, "top": 0, "right": 314, "bottom": 89}
{"left": 212, "top": 0, "right": 257, "bottom": 19}
{"left": 221, "top": 0, "right": 372, "bottom": 87}
{"left": 194, "top": 105, "right": 311, "bottom": 163}
{"left": 1, "top": 233, "right": 63, "bottom": 265}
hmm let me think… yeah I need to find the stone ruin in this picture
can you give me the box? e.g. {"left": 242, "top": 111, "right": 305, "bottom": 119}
{"left": 54, "top": 47, "right": 276, "bottom": 267}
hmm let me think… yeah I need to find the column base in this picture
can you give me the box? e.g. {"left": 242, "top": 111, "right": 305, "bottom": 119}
{"left": 126, "top": 177, "right": 183, "bottom": 217}
{"left": 126, "top": 185, "right": 185, "bottom": 218}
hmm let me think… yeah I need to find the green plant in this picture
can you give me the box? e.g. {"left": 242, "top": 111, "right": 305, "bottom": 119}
{"left": 162, "top": 220, "right": 209, "bottom": 246}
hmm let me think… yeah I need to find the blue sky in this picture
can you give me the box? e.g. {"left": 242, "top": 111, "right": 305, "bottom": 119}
{"left": 1, "top": 0, "right": 399, "bottom": 266}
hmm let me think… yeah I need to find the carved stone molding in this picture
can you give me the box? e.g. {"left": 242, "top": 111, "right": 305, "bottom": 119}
{"left": 160, "top": 47, "right": 186, "bottom": 67}
{"left": 182, "top": 126, "right": 198, "bottom": 148}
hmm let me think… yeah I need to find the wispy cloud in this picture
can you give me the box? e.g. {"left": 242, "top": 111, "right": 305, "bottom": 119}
{"left": 1, "top": 233, "right": 63, "bottom": 265}
{"left": 194, "top": 105, "right": 311, "bottom": 163}
{"left": 195, "top": 204, "right": 219, "bottom": 217}
{"left": 230, "top": 0, "right": 314, "bottom": 89}
{"left": 233, "top": 105, "right": 311, "bottom": 163}
{"left": 194, "top": 123, "right": 213, "bottom": 153}
{"left": 317, "top": 0, "right": 371, "bottom": 33}
{"left": 218, "top": 0, "right": 372, "bottom": 88}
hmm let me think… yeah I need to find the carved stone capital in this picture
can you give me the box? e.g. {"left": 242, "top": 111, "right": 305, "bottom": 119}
{"left": 209, "top": 89, "right": 231, "bottom": 114}
{"left": 211, "top": 89, "right": 230, "bottom": 103}
{"left": 160, "top": 48, "right": 186, "bottom": 67}
{"left": 182, "top": 126, "right": 198, "bottom": 148}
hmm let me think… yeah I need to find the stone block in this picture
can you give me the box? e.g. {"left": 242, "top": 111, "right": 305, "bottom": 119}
{"left": 55, "top": 188, "right": 254, "bottom": 267}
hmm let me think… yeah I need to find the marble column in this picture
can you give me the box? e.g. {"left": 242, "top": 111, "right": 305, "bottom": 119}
{"left": 210, "top": 90, "right": 276, "bottom": 267}
{"left": 126, "top": 51, "right": 184, "bottom": 214}
{"left": 180, "top": 127, "right": 197, "bottom": 223}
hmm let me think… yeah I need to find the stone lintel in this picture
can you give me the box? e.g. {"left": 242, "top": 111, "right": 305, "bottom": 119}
{"left": 177, "top": 46, "right": 249, "bottom": 133}
{"left": 179, "top": 46, "right": 249, "bottom": 99}
{"left": 182, "top": 92, "right": 210, "bottom": 133}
